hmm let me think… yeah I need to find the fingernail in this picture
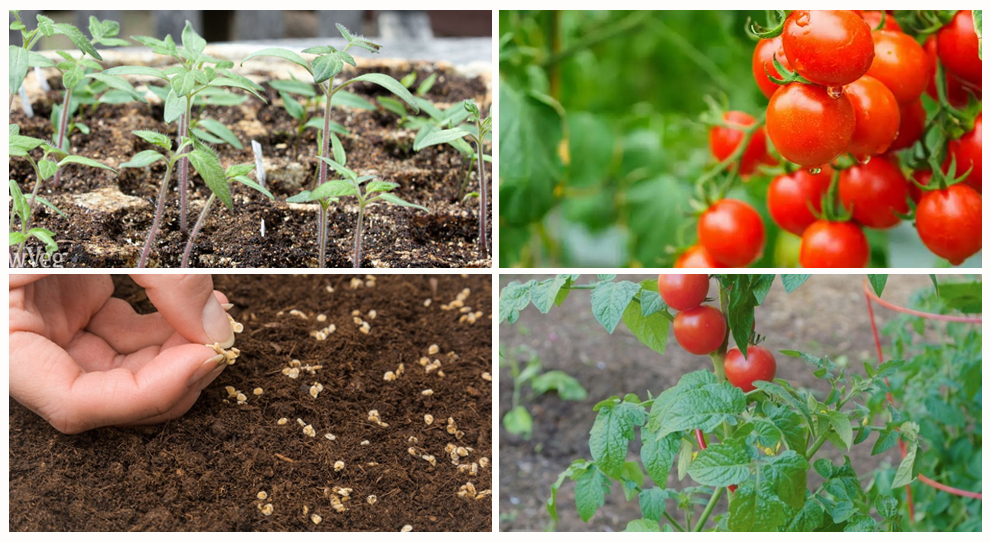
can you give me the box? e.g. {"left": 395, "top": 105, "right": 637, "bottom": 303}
{"left": 221, "top": 303, "right": 234, "bottom": 310}
{"left": 188, "top": 354, "right": 226, "bottom": 388}
{"left": 203, "top": 296, "right": 235, "bottom": 348}
{"left": 197, "top": 363, "right": 227, "bottom": 392}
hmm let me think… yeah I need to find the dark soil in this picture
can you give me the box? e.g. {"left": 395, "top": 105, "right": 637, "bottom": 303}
{"left": 497, "top": 274, "right": 936, "bottom": 532}
{"left": 9, "top": 274, "right": 493, "bottom": 531}
{"left": 10, "top": 61, "right": 491, "bottom": 268}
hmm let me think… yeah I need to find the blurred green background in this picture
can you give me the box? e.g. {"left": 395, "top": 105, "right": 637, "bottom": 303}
{"left": 498, "top": 10, "right": 980, "bottom": 268}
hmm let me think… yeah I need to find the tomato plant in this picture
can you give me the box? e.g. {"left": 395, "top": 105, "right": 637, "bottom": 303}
{"left": 782, "top": 10, "right": 875, "bottom": 86}
{"left": 799, "top": 220, "right": 870, "bottom": 268}
{"left": 500, "top": 274, "right": 930, "bottom": 532}
{"left": 915, "top": 183, "right": 982, "bottom": 265}
{"left": 657, "top": 274, "right": 710, "bottom": 311}
{"left": 943, "top": 113, "right": 982, "bottom": 193}
{"left": 937, "top": 10, "right": 982, "bottom": 87}
{"left": 751, "top": 37, "right": 790, "bottom": 99}
{"left": 708, "top": 111, "right": 768, "bottom": 175}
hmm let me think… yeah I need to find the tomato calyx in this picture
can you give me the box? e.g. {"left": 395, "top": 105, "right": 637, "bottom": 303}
{"left": 764, "top": 55, "right": 813, "bottom": 87}
{"left": 746, "top": 10, "right": 788, "bottom": 39}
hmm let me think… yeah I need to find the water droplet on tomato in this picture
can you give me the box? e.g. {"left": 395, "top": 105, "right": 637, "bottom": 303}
{"left": 809, "top": 167, "right": 822, "bottom": 175}
{"left": 860, "top": 155, "right": 872, "bottom": 165}
{"left": 826, "top": 86, "right": 844, "bottom": 99}
{"left": 796, "top": 13, "right": 810, "bottom": 26}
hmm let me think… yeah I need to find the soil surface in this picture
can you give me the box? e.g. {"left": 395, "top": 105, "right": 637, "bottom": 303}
{"left": 498, "top": 274, "right": 942, "bottom": 532}
{"left": 10, "top": 58, "right": 491, "bottom": 268}
{"left": 9, "top": 274, "right": 493, "bottom": 531}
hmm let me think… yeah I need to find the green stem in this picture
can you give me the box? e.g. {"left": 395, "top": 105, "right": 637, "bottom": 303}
{"left": 473, "top": 131, "right": 490, "bottom": 258}
{"left": 13, "top": 157, "right": 45, "bottom": 267}
{"left": 664, "top": 511, "right": 686, "bottom": 532}
{"left": 540, "top": 11, "right": 649, "bottom": 67}
{"left": 51, "top": 86, "right": 73, "bottom": 187}
{"left": 181, "top": 193, "right": 215, "bottom": 268}
{"left": 693, "top": 486, "right": 725, "bottom": 531}
{"left": 178, "top": 96, "right": 192, "bottom": 232}
{"left": 806, "top": 432, "right": 829, "bottom": 459}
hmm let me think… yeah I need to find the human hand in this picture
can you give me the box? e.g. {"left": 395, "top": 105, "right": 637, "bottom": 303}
{"left": 9, "top": 274, "right": 237, "bottom": 434}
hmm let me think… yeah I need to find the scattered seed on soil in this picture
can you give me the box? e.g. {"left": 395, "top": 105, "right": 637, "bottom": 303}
{"left": 331, "top": 494, "right": 347, "bottom": 512}
{"left": 428, "top": 344, "right": 439, "bottom": 355}
{"left": 350, "top": 278, "right": 363, "bottom": 289}
{"left": 253, "top": 388, "right": 264, "bottom": 395}
{"left": 289, "top": 309, "right": 308, "bottom": 320}
{"left": 384, "top": 371, "right": 396, "bottom": 381}
{"left": 361, "top": 440, "right": 370, "bottom": 446}
{"left": 260, "top": 504, "right": 273, "bottom": 516}
{"left": 334, "top": 461, "right": 345, "bottom": 471}
{"left": 277, "top": 418, "right": 288, "bottom": 425}
{"left": 367, "top": 495, "right": 378, "bottom": 505}
{"left": 317, "top": 314, "right": 327, "bottom": 323}
{"left": 424, "top": 299, "right": 432, "bottom": 307}
{"left": 257, "top": 491, "right": 268, "bottom": 500}
{"left": 401, "top": 525, "right": 413, "bottom": 532}
{"left": 424, "top": 414, "right": 434, "bottom": 425}
{"left": 303, "top": 425, "right": 316, "bottom": 437}
{"left": 368, "top": 310, "right": 377, "bottom": 319}
{"left": 481, "top": 372, "right": 492, "bottom": 381}
{"left": 325, "top": 434, "right": 336, "bottom": 441}
{"left": 421, "top": 389, "right": 434, "bottom": 396}
{"left": 311, "top": 514, "right": 322, "bottom": 525}
{"left": 236, "top": 393, "right": 247, "bottom": 404}
{"left": 479, "top": 458, "right": 489, "bottom": 468}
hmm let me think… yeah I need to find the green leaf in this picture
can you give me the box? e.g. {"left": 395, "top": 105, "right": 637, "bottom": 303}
{"left": 891, "top": 431, "right": 918, "bottom": 489}
{"left": 347, "top": 73, "right": 420, "bottom": 113}
{"left": 531, "top": 370, "right": 588, "bottom": 401}
{"left": 335, "top": 23, "right": 355, "bottom": 42}
{"left": 86, "top": 72, "right": 147, "bottom": 103}
{"left": 312, "top": 54, "right": 343, "bottom": 84}
{"left": 27, "top": 51, "right": 56, "bottom": 69}
{"left": 413, "top": 128, "right": 471, "bottom": 152}
{"left": 9, "top": 231, "right": 27, "bottom": 246}
{"left": 499, "top": 280, "right": 535, "bottom": 323}
{"left": 374, "top": 192, "right": 428, "bottom": 211}
{"left": 331, "top": 90, "right": 375, "bottom": 110}
{"left": 640, "top": 427, "right": 680, "bottom": 489}
{"left": 188, "top": 147, "right": 232, "bottom": 210}
{"left": 38, "top": 160, "right": 59, "bottom": 180}
{"left": 231, "top": 176, "right": 274, "bottom": 200}
{"left": 269, "top": 78, "right": 316, "bottom": 97}
{"left": 728, "top": 479, "right": 789, "bottom": 532}
{"left": 132, "top": 130, "right": 172, "bottom": 149}
{"left": 164, "top": 89, "right": 184, "bottom": 124}
{"left": 416, "top": 72, "right": 437, "bottom": 95}
{"left": 103, "top": 65, "right": 168, "bottom": 79}
{"left": 589, "top": 400, "right": 646, "bottom": 479}
{"left": 867, "top": 274, "right": 887, "bottom": 297}
{"left": 34, "top": 195, "right": 66, "bottom": 219}
{"left": 590, "top": 281, "right": 642, "bottom": 334}
{"left": 9, "top": 46, "right": 29, "bottom": 96}
{"left": 310, "top": 180, "right": 358, "bottom": 200}
{"left": 502, "top": 405, "right": 533, "bottom": 440}
{"left": 281, "top": 91, "right": 305, "bottom": 120}
{"left": 574, "top": 464, "right": 611, "bottom": 522}
{"left": 120, "top": 149, "right": 165, "bottom": 168}
{"left": 781, "top": 274, "right": 811, "bottom": 293}
{"left": 58, "top": 155, "right": 116, "bottom": 171}
{"left": 826, "top": 411, "right": 853, "bottom": 451}
{"left": 285, "top": 190, "right": 314, "bottom": 203}
{"left": 27, "top": 227, "right": 58, "bottom": 253}
{"left": 687, "top": 437, "right": 755, "bottom": 487}
{"left": 62, "top": 65, "right": 84, "bottom": 91}
{"left": 365, "top": 180, "right": 397, "bottom": 194}
{"left": 317, "top": 156, "right": 356, "bottom": 179}
{"left": 762, "top": 451, "right": 810, "bottom": 510}
{"left": 242, "top": 48, "right": 312, "bottom": 74}
{"left": 638, "top": 487, "right": 674, "bottom": 524}
{"left": 181, "top": 21, "right": 206, "bottom": 54}
{"left": 9, "top": 179, "right": 29, "bottom": 223}
{"left": 330, "top": 132, "right": 346, "bottom": 165}
{"left": 529, "top": 275, "right": 571, "bottom": 314}
{"left": 499, "top": 81, "right": 562, "bottom": 226}
{"left": 53, "top": 22, "right": 101, "bottom": 60}
{"left": 198, "top": 118, "right": 243, "bottom": 150}
{"left": 622, "top": 297, "right": 669, "bottom": 355}
{"left": 623, "top": 519, "right": 661, "bottom": 532}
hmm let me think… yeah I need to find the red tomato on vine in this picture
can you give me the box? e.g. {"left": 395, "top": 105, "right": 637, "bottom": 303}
{"left": 674, "top": 245, "right": 726, "bottom": 268}
{"left": 866, "top": 30, "right": 930, "bottom": 105}
{"left": 782, "top": 10, "right": 875, "bottom": 87}
{"left": 708, "top": 111, "right": 770, "bottom": 176}
{"left": 915, "top": 183, "right": 982, "bottom": 265}
{"left": 799, "top": 220, "right": 870, "bottom": 268}
{"left": 697, "top": 199, "right": 765, "bottom": 267}
{"left": 838, "top": 156, "right": 910, "bottom": 229}
{"left": 943, "top": 114, "right": 982, "bottom": 193}
{"left": 724, "top": 345, "right": 777, "bottom": 393}
{"left": 887, "top": 98, "right": 926, "bottom": 153}
{"left": 844, "top": 75, "right": 901, "bottom": 158}
{"left": 937, "top": 10, "right": 982, "bottom": 88}
{"left": 766, "top": 83, "right": 855, "bottom": 167}
{"left": 657, "top": 274, "right": 710, "bottom": 312}
{"left": 767, "top": 166, "right": 833, "bottom": 236}
{"left": 859, "top": 10, "right": 902, "bottom": 32}
{"left": 924, "top": 37, "right": 975, "bottom": 108}
{"left": 673, "top": 305, "right": 726, "bottom": 355}
{"left": 752, "top": 37, "right": 791, "bottom": 99}
{"left": 908, "top": 169, "right": 933, "bottom": 204}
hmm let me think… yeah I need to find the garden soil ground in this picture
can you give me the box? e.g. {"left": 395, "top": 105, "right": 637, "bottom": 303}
{"left": 9, "top": 274, "right": 493, "bottom": 531}
{"left": 498, "top": 274, "right": 941, "bottom": 531}
{"left": 10, "top": 58, "right": 491, "bottom": 268}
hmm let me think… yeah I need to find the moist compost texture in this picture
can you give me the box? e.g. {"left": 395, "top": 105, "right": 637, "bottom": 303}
{"left": 9, "top": 61, "right": 491, "bottom": 268}
{"left": 9, "top": 274, "right": 493, "bottom": 531}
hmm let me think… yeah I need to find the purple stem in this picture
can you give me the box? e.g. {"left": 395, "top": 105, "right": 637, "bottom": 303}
{"left": 314, "top": 89, "right": 334, "bottom": 268}
{"left": 474, "top": 138, "right": 489, "bottom": 258}
{"left": 178, "top": 111, "right": 189, "bottom": 233}
{"left": 52, "top": 87, "right": 73, "bottom": 187}
{"left": 181, "top": 193, "right": 215, "bottom": 268}
{"left": 139, "top": 164, "right": 174, "bottom": 268}
{"left": 352, "top": 204, "right": 365, "bottom": 268}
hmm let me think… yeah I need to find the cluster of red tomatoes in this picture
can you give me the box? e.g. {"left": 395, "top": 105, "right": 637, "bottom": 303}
{"left": 680, "top": 10, "right": 982, "bottom": 268}
{"left": 659, "top": 274, "right": 777, "bottom": 392}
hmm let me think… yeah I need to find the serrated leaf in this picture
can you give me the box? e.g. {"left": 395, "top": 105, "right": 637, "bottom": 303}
{"left": 590, "top": 281, "right": 642, "bottom": 334}
{"left": 53, "top": 22, "right": 101, "bottom": 60}
{"left": 622, "top": 298, "right": 669, "bottom": 355}
{"left": 826, "top": 411, "right": 853, "bottom": 450}
{"left": 589, "top": 401, "right": 646, "bottom": 478}
{"left": 687, "top": 437, "right": 755, "bottom": 487}
{"left": 312, "top": 54, "right": 343, "bottom": 84}
{"left": 188, "top": 148, "right": 232, "bottom": 210}
{"left": 9, "top": 46, "right": 29, "bottom": 96}
{"left": 132, "top": 130, "right": 172, "bottom": 149}
{"left": 781, "top": 274, "right": 811, "bottom": 293}
{"left": 867, "top": 274, "right": 888, "bottom": 297}
{"left": 181, "top": 21, "right": 207, "bottom": 54}
{"left": 640, "top": 427, "right": 680, "bottom": 489}
{"left": 38, "top": 160, "right": 58, "bottom": 180}
{"left": 530, "top": 275, "right": 570, "bottom": 314}
{"left": 574, "top": 464, "right": 611, "bottom": 522}
{"left": 164, "top": 89, "right": 184, "bottom": 124}
{"left": 365, "top": 180, "right": 397, "bottom": 194}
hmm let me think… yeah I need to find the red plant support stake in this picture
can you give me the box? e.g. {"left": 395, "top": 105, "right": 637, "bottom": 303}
{"left": 862, "top": 279, "right": 983, "bottom": 522}
{"left": 695, "top": 429, "right": 736, "bottom": 493}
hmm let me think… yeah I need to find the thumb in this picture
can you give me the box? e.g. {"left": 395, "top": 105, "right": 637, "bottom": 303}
{"left": 130, "top": 274, "right": 234, "bottom": 348}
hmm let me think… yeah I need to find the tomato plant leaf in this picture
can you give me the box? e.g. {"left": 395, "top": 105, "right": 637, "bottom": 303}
{"left": 623, "top": 519, "right": 661, "bottom": 532}
{"left": 619, "top": 461, "right": 645, "bottom": 500}
{"left": 751, "top": 274, "right": 775, "bottom": 304}
{"left": 590, "top": 280, "right": 641, "bottom": 334}
{"left": 412, "top": 127, "right": 471, "bottom": 152}
{"left": 780, "top": 494, "right": 825, "bottom": 531}
{"left": 687, "top": 437, "right": 755, "bottom": 487}
{"left": 622, "top": 298, "right": 669, "bottom": 355}
{"left": 760, "top": 402, "right": 808, "bottom": 455}
{"left": 530, "top": 275, "right": 570, "bottom": 314}
{"left": 547, "top": 461, "right": 584, "bottom": 522}
{"left": 58, "top": 155, "right": 115, "bottom": 171}
{"left": 638, "top": 487, "right": 675, "bottom": 522}
{"left": 499, "top": 280, "right": 536, "bottom": 324}
{"left": 53, "top": 22, "right": 101, "bottom": 60}
{"left": 825, "top": 411, "right": 853, "bottom": 450}
{"left": 374, "top": 192, "right": 428, "bottom": 212}
{"left": 241, "top": 48, "right": 312, "bottom": 74}
{"left": 38, "top": 160, "right": 58, "bottom": 180}
{"left": 502, "top": 405, "right": 533, "bottom": 440}
{"left": 188, "top": 147, "right": 232, "bottom": 210}
{"left": 531, "top": 370, "right": 587, "bottom": 401}
{"left": 573, "top": 464, "right": 611, "bottom": 522}
{"left": 589, "top": 400, "right": 646, "bottom": 479}
{"left": 762, "top": 451, "right": 810, "bottom": 509}
{"left": 867, "top": 274, "right": 887, "bottom": 297}
{"left": 9, "top": 45, "right": 29, "bottom": 96}
{"left": 640, "top": 427, "right": 679, "bottom": 489}
{"left": 164, "top": 89, "right": 184, "bottom": 124}
{"left": 654, "top": 383, "right": 746, "bottom": 440}
{"left": 198, "top": 119, "right": 243, "bottom": 150}
{"left": 347, "top": 73, "right": 419, "bottom": 112}
{"left": 728, "top": 479, "right": 788, "bottom": 532}
{"left": 781, "top": 274, "right": 811, "bottom": 293}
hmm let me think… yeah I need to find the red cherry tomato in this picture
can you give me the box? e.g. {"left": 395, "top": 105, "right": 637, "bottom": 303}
{"left": 924, "top": 37, "right": 974, "bottom": 108}
{"left": 782, "top": 10, "right": 875, "bottom": 87}
{"left": 708, "top": 111, "right": 769, "bottom": 176}
{"left": 838, "top": 156, "right": 910, "bottom": 229}
{"left": 866, "top": 30, "right": 930, "bottom": 105}
{"left": 724, "top": 345, "right": 777, "bottom": 393}
{"left": 908, "top": 169, "right": 933, "bottom": 204}
{"left": 943, "top": 114, "right": 982, "bottom": 193}
{"left": 916, "top": 183, "right": 982, "bottom": 265}
{"left": 766, "top": 83, "right": 855, "bottom": 167}
{"left": 844, "top": 75, "right": 901, "bottom": 158}
{"left": 657, "top": 274, "right": 710, "bottom": 312}
{"left": 859, "top": 10, "right": 902, "bottom": 32}
{"left": 752, "top": 37, "right": 792, "bottom": 99}
{"left": 937, "top": 10, "right": 982, "bottom": 87}
{"left": 887, "top": 98, "right": 926, "bottom": 152}
{"left": 697, "top": 199, "right": 766, "bottom": 267}
{"left": 767, "top": 165, "right": 833, "bottom": 236}
{"left": 799, "top": 220, "right": 870, "bottom": 268}
{"left": 674, "top": 245, "right": 727, "bottom": 268}
{"left": 673, "top": 305, "right": 727, "bottom": 356}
